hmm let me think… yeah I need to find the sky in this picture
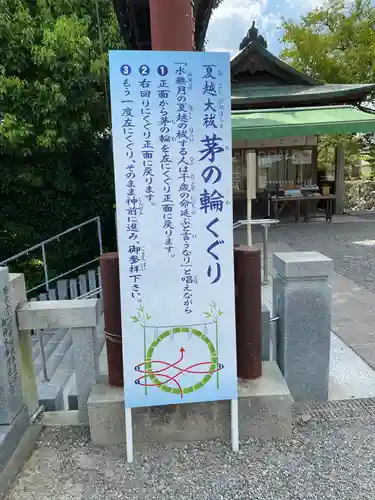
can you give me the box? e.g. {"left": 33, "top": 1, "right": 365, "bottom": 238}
{"left": 206, "top": 0, "right": 327, "bottom": 56}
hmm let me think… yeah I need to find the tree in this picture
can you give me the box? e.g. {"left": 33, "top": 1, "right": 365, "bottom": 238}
{"left": 281, "top": 0, "right": 375, "bottom": 180}
{"left": 281, "top": 0, "right": 375, "bottom": 88}
{"left": 318, "top": 135, "right": 363, "bottom": 179}
{"left": 0, "top": 0, "right": 124, "bottom": 284}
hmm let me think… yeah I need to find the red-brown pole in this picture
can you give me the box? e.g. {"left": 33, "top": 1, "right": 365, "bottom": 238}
{"left": 234, "top": 245, "right": 262, "bottom": 380}
{"left": 100, "top": 253, "right": 123, "bottom": 387}
{"left": 149, "top": 0, "right": 195, "bottom": 50}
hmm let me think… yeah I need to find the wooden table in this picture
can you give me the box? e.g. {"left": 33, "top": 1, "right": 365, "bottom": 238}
{"left": 269, "top": 194, "right": 336, "bottom": 223}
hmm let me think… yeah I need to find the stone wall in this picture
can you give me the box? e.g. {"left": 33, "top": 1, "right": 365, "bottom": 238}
{"left": 345, "top": 180, "right": 375, "bottom": 212}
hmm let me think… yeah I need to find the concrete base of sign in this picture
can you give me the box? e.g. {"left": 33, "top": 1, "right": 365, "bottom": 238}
{"left": 87, "top": 361, "right": 293, "bottom": 446}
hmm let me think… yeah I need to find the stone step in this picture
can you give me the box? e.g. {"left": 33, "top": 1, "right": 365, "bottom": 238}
{"left": 32, "top": 328, "right": 66, "bottom": 362}
{"left": 35, "top": 330, "right": 72, "bottom": 383}
{"left": 32, "top": 329, "right": 67, "bottom": 378}
{"left": 37, "top": 343, "right": 75, "bottom": 411}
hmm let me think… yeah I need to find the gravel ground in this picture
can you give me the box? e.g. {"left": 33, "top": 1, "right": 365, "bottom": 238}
{"left": 252, "top": 220, "right": 375, "bottom": 293}
{"left": 6, "top": 418, "right": 375, "bottom": 500}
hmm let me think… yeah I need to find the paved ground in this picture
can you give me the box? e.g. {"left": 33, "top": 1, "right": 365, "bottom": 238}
{"left": 6, "top": 215, "right": 375, "bottom": 500}
{"left": 244, "top": 216, "right": 375, "bottom": 371}
{"left": 6, "top": 416, "right": 375, "bottom": 500}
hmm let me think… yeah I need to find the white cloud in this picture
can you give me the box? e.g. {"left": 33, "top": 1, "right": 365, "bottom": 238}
{"left": 206, "top": 0, "right": 281, "bottom": 55}
{"left": 285, "top": 0, "right": 326, "bottom": 7}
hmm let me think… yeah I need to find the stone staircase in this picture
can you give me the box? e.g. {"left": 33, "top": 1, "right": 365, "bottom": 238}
{"left": 32, "top": 267, "right": 104, "bottom": 411}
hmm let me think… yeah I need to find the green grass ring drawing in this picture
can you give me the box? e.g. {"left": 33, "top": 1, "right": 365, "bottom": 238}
{"left": 145, "top": 327, "right": 217, "bottom": 395}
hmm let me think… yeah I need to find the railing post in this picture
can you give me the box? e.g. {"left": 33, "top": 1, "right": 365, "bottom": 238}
{"left": 97, "top": 217, "right": 103, "bottom": 256}
{"left": 41, "top": 242, "right": 49, "bottom": 293}
{"left": 36, "top": 328, "right": 49, "bottom": 382}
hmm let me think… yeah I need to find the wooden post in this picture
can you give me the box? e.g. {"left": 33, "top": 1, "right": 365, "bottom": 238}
{"left": 246, "top": 151, "right": 256, "bottom": 245}
{"left": 100, "top": 253, "right": 123, "bottom": 387}
{"left": 149, "top": 0, "right": 195, "bottom": 51}
{"left": 234, "top": 246, "right": 262, "bottom": 379}
{"left": 335, "top": 143, "right": 345, "bottom": 215}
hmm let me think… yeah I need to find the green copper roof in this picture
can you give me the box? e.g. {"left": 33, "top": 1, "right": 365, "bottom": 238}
{"left": 231, "top": 84, "right": 375, "bottom": 108}
{"left": 232, "top": 105, "right": 375, "bottom": 141}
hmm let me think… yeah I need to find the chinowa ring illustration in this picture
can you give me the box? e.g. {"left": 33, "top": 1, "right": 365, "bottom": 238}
{"left": 132, "top": 303, "right": 224, "bottom": 399}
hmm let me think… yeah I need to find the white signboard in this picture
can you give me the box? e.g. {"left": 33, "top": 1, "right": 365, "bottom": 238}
{"left": 109, "top": 51, "right": 237, "bottom": 417}
{"left": 290, "top": 150, "right": 312, "bottom": 165}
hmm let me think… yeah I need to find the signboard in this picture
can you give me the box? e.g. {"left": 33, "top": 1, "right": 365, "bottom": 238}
{"left": 289, "top": 150, "right": 312, "bottom": 165}
{"left": 109, "top": 50, "right": 237, "bottom": 413}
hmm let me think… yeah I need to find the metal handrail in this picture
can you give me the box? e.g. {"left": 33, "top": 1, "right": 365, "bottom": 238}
{"left": 1, "top": 216, "right": 103, "bottom": 296}
{"left": 233, "top": 219, "right": 279, "bottom": 229}
{"left": 233, "top": 219, "right": 279, "bottom": 283}
{"left": 26, "top": 258, "right": 100, "bottom": 294}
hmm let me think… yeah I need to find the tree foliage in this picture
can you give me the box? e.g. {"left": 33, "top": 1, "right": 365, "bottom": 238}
{"left": 318, "top": 134, "right": 364, "bottom": 178}
{"left": 281, "top": 0, "right": 375, "bottom": 86}
{"left": 0, "top": 0, "right": 124, "bottom": 284}
{"left": 281, "top": 0, "right": 375, "bottom": 177}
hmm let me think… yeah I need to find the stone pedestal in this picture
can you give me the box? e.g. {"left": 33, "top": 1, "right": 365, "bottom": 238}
{"left": 0, "top": 268, "right": 24, "bottom": 424}
{"left": 9, "top": 274, "right": 38, "bottom": 416}
{"left": 273, "top": 252, "right": 332, "bottom": 402}
{"left": 72, "top": 327, "right": 99, "bottom": 423}
{"left": 88, "top": 361, "right": 293, "bottom": 446}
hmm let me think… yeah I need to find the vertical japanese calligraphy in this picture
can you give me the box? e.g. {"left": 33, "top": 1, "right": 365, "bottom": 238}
{"left": 109, "top": 51, "right": 236, "bottom": 410}
{"left": 122, "top": 76, "right": 146, "bottom": 301}
{"left": 175, "top": 63, "right": 195, "bottom": 315}
{"left": 199, "top": 64, "right": 226, "bottom": 285}
{"left": 139, "top": 76, "right": 154, "bottom": 203}
{"left": 157, "top": 74, "right": 173, "bottom": 255}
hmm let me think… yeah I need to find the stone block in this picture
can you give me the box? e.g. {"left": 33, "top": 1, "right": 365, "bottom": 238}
{"left": 88, "top": 361, "right": 292, "bottom": 446}
{"left": 8, "top": 274, "right": 38, "bottom": 416}
{"left": 0, "top": 268, "right": 8, "bottom": 291}
{"left": 72, "top": 327, "right": 98, "bottom": 423}
{"left": 57, "top": 280, "right": 68, "bottom": 300}
{"left": 38, "top": 384, "right": 64, "bottom": 412}
{"left": 274, "top": 256, "right": 332, "bottom": 402}
{"left": 17, "top": 299, "right": 100, "bottom": 330}
{"left": 0, "top": 418, "right": 42, "bottom": 498}
{"left": 0, "top": 270, "right": 24, "bottom": 425}
{"left": 273, "top": 252, "right": 333, "bottom": 280}
{"left": 0, "top": 405, "right": 29, "bottom": 473}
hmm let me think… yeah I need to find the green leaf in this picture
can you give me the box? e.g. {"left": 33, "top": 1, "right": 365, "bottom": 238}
{"left": 131, "top": 316, "right": 139, "bottom": 323}
{"left": 0, "top": 0, "right": 125, "bottom": 288}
